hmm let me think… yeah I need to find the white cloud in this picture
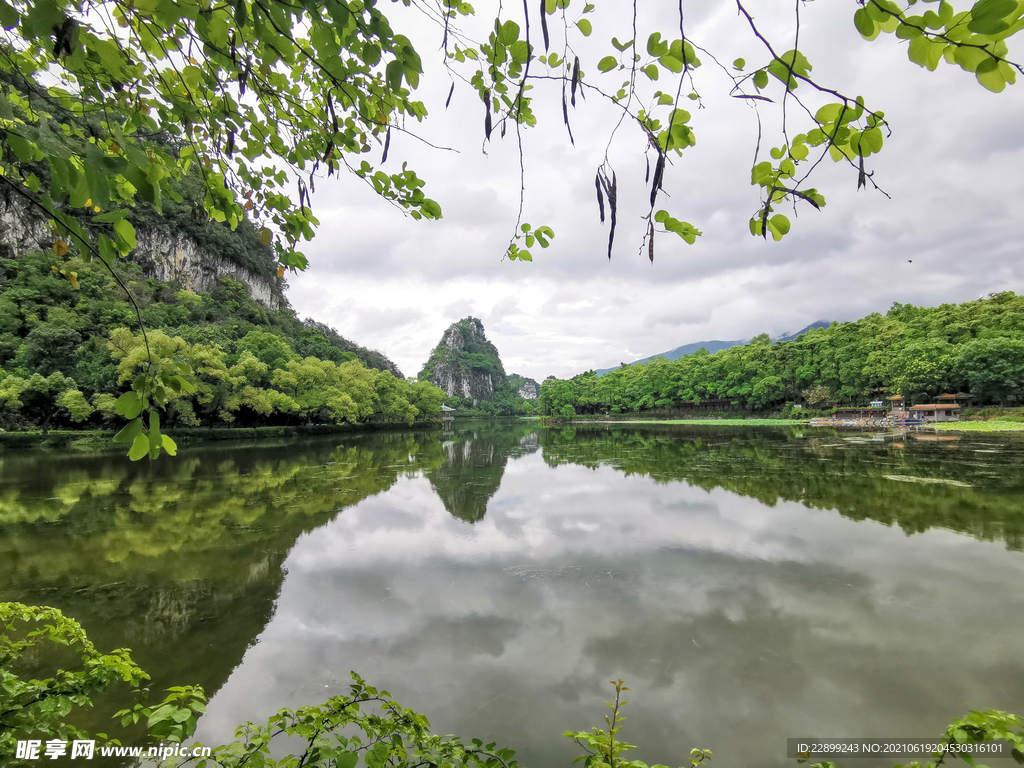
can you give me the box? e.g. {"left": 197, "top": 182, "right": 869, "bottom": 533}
{"left": 283, "top": 1, "right": 1024, "bottom": 380}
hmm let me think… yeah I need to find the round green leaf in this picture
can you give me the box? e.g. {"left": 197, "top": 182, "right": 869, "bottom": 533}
{"left": 597, "top": 55, "right": 618, "bottom": 72}
{"left": 970, "top": 0, "right": 1016, "bottom": 23}
{"left": 128, "top": 433, "right": 150, "bottom": 461}
{"left": 770, "top": 213, "right": 791, "bottom": 236}
{"left": 854, "top": 8, "right": 878, "bottom": 38}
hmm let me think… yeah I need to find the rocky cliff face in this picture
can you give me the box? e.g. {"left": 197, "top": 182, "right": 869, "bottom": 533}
{"left": 419, "top": 318, "right": 506, "bottom": 404}
{"left": 0, "top": 198, "right": 282, "bottom": 310}
{"left": 134, "top": 228, "right": 282, "bottom": 310}
{"left": 506, "top": 373, "right": 539, "bottom": 400}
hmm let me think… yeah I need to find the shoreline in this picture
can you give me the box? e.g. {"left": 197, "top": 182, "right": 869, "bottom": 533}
{"left": 547, "top": 417, "right": 1024, "bottom": 432}
{"left": 0, "top": 421, "right": 443, "bottom": 452}
{"left": 4, "top": 417, "right": 1021, "bottom": 454}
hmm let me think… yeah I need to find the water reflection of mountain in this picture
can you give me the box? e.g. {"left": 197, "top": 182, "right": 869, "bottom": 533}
{"left": 426, "top": 422, "right": 539, "bottom": 523}
{"left": 539, "top": 425, "right": 1024, "bottom": 551}
{"left": 0, "top": 432, "right": 448, "bottom": 741}
{"left": 4, "top": 422, "right": 1023, "bottom": 756}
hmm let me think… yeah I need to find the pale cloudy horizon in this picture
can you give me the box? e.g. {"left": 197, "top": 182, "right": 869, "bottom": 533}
{"left": 281, "top": 2, "right": 1024, "bottom": 382}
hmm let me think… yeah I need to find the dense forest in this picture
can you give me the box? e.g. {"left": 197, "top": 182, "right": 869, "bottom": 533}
{"left": 0, "top": 251, "right": 445, "bottom": 431}
{"left": 539, "top": 293, "right": 1024, "bottom": 418}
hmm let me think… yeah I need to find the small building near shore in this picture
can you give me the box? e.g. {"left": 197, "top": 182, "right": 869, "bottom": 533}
{"left": 908, "top": 403, "right": 961, "bottom": 423}
{"left": 887, "top": 395, "right": 906, "bottom": 415}
{"left": 935, "top": 393, "right": 974, "bottom": 408}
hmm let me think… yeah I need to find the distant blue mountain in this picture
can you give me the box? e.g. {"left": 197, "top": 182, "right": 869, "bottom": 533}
{"left": 594, "top": 321, "right": 832, "bottom": 376}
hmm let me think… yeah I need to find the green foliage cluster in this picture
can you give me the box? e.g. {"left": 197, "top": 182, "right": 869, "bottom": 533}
{"left": 3, "top": 602, "right": 1022, "bottom": 768}
{"left": 566, "top": 680, "right": 712, "bottom": 768}
{"left": 1, "top": 603, "right": 520, "bottom": 768}
{"left": 418, "top": 319, "right": 505, "bottom": 382}
{"left": 540, "top": 293, "right": 1024, "bottom": 417}
{"left": 0, "top": 252, "right": 444, "bottom": 434}
{"left": 0, "top": 602, "right": 150, "bottom": 754}
{"left": 0, "top": 0, "right": 1020, "bottom": 291}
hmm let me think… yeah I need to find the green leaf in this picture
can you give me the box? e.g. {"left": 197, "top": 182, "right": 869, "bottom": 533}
{"left": 0, "top": 0, "right": 19, "bottom": 28}
{"left": 148, "top": 409, "right": 162, "bottom": 460}
{"left": 646, "top": 32, "right": 668, "bottom": 57}
{"left": 112, "top": 417, "right": 145, "bottom": 444}
{"left": 909, "top": 36, "right": 945, "bottom": 71}
{"left": 598, "top": 55, "right": 618, "bottom": 72}
{"left": 114, "top": 391, "right": 143, "bottom": 419}
{"left": 92, "top": 209, "right": 130, "bottom": 223}
{"left": 732, "top": 57, "right": 745, "bottom": 70}
{"left": 5, "top": 131, "right": 35, "bottom": 162}
{"left": 753, "top": 69, "right": 769, "bottom": 89}
{"left": 815, "top": 103, "right": 846, "bottom": 123}
{"left": 970, "top": 0, "right": 1016, "bottom": 23}
{"left": 854, "top": 8, "right": 879, "bottom": 39}
{"left": 498, "top": 19, "right": 520, "bottom": 45}
{"left": 642, "top": 64, "right": 658, "bottom": 80}
{"left": 385, "top": 59, "right": 404, "bottom": 90}
{"left": 977, "top": 63, "right": 1008, "bottom": 91}
{"left": 863, "top": 127, "right": 884, "bottom": 154}
{"left": 968, "top": 15, "right": 1010, "bottom": 33}
{"left": 659, "top": 54, "right": 683, "bottom": 73}
{"left": 128, "top": 433, "right": 150, "bottom": 461}
{"left": 509, "top": 39, "right": 529, "bottom": 62}
{"left": 576, "top": 18, "right": 592, "bottom": 36}
{"left": 770, "top": 213, "right": 791, "bottom": 237}
{"left": 113, "top": 219, "right": 136, "bottom": 252}
{"left": 98, "top": 233, "right": 117, "bottom": 266}
{"left": 48, "top": 157, "right": 72, "bottom": 201}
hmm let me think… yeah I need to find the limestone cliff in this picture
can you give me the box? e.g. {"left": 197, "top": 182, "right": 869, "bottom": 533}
{"left": 506, "top": 373, "right": 539, "bottom": 400}
{"left": 418, "top": 317, "right": 506, "bottom": 404}
{"left": 0, "top": 196, "right": 283, "bottom": 310}
{"left": 1, "top": 197, "right": 402, "bottom": 376}
{"left": 134, "top": 228, "right": 282, "bottom": 310}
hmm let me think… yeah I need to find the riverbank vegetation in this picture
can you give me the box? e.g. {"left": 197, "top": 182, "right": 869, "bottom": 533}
{"left": 540, "top": 293, "right": 1024, "bottom": 418}
{"left": 0, "top": 252, "right": 445, "bottom": 432}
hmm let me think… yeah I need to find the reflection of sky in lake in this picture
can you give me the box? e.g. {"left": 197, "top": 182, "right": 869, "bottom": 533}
{"left": 196, "top": 449, "right": 1024, "bottom": 768}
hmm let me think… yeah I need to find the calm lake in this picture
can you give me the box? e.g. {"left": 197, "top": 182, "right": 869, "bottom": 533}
{"left": 3, "top": 422, "right": 1024, "bottom": 767}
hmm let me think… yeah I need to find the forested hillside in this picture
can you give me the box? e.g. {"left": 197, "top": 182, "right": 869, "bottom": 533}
{"left": 0, "top": 252, "right": 445, "bottom": 431}
{"left": 540, "top": 293, "right": 1024, "bottom": 417}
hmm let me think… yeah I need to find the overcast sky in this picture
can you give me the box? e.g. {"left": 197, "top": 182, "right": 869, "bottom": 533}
{"left": 283, "top": 1, "right": 1024, "bottom": 382}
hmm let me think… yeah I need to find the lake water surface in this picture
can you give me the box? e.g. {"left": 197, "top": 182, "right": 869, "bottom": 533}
{"left": 3, "top": 423, "right": 1024, "bottom": 767}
